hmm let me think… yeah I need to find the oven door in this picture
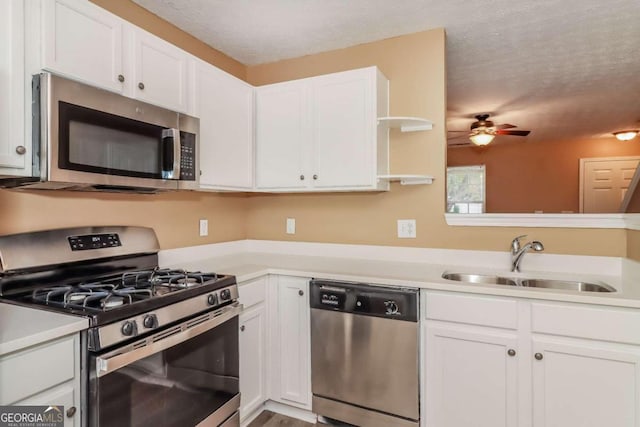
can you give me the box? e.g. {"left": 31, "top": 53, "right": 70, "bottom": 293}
{"left": 39, "top": 72, "right": 198, "bottom": 190}
{"left": 89, "top": 303, "right": 241, "bottom": 427}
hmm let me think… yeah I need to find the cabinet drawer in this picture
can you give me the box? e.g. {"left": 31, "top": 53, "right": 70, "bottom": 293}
{"left": 0, "top": 335, "right": 76, "bottom": 404}
{"left": 238, "top": 276, "right": 267, "bottom": 308}
{"left": 531, "top": 302, "right": 640, "bottom": 345}
{"left": 425, "top": 292, "right": 518, "bottom": 330}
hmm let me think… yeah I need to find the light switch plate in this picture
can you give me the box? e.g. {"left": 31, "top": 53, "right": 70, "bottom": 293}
{"left": 397, "top": 219, "right": 416, "bottom": 238}
{"left": 286, "top": 218, "right": 296, "bottom": 234}
{"left": 199, "top": 219, "right": 208, "bottom": 237}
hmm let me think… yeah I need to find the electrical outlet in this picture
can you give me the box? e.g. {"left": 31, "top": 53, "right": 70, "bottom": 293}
{"left": 286, "top": 218, "right": 296, "bottom": 234}
{"left": 397, "top": 219, "right": 417, "bottom": 238}
{"left": 199, "top": 219, "right": 208, "bottom": 237}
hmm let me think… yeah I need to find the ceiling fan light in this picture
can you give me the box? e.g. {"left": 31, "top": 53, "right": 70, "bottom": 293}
{"left": 469, "top": 131, "right": 495, "bottom": 146}
{"left": 614, "top": 130, "right": 639, "bottom": 141}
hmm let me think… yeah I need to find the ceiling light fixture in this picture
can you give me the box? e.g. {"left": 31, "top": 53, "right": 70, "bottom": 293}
{"left": 469, "top": 130, "right": 495, "bottom": 146}
{"left": 614, "top": 130, "right": 639, "bottom": 141}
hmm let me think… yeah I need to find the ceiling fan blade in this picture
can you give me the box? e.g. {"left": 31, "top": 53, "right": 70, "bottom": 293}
{"left": 496, "top": 129, "right": 530, "bottom": 136}
{"left": 496, "top": 123, "right": 517, "bottom": 130}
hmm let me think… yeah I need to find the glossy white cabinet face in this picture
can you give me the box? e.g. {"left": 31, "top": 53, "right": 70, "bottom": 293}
{"left": 239, "top": 303, "right": 267, "bottom": 420}
{"left": 131, "top": 28, "right": 190, "bottom": 113}
{"left": 255, "top": 82, "right": 309, "bottom": 190}
{"left": 195, "top": 61, "right": 254, "bottom": 189}
{"left": 255, "top": 67, "right": 388, "bottom": 192}
{"left": 532, "top": 337, "right": 640, "bottom": 427}
{"left": 0, "top": 0, "right": 27, "bottom": 172}
{"left": 42, "top": 0, "right": 125, "bottom": 93}
{"left": 425, "top": 324, "right": 519, "bottom": 427}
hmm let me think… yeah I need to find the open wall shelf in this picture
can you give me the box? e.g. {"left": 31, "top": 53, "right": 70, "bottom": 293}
{"left": 378, "top": 116, "right": 434, "bottom": 132}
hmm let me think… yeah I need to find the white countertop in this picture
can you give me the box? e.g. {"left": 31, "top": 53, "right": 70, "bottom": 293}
{"left": 0, "top": 303, "right": 88, "bottom": 357}
{"left": 173, "top": 252, "right": 640, "bottom": 309}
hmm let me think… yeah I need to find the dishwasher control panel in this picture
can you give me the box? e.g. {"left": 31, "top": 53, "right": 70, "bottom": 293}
{"left": 310, "top": 279, "right": 418, "bottom": 322}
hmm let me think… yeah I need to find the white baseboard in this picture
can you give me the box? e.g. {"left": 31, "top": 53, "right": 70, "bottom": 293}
{"left": 264, "top": 400, "right": 317, "bottom": 424}
{"left": 240, "top": 404, "right": 265, "bottom": 427}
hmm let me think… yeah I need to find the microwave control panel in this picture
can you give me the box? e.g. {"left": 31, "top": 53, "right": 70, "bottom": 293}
{"left": 180, "top": 132, "right": 196, "bottom": 181}
{"left": 68, "top": 233, "right": 122, "bottom": 251}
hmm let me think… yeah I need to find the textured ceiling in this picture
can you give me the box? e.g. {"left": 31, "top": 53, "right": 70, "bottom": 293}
{"left": 133, "top": 0, "right": 640, "bottom": 143}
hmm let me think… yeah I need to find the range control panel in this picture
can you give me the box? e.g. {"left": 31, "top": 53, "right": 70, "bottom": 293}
{"left": 68, "top": 233, "right": 122, "bottom": 251}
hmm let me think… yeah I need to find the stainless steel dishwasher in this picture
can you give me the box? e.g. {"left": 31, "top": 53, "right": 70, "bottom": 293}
{"left": 310, "top": 279, "right": 419, "bottom": 427}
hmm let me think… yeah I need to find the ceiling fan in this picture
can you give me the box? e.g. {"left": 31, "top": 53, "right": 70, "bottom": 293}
{"left": 448, "top": 114, "right": 531, "bottom": 146}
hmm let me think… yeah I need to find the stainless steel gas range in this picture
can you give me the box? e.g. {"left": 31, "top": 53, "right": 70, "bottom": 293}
{"left": 0, "top": 226, "right": 241, "bottom": 427}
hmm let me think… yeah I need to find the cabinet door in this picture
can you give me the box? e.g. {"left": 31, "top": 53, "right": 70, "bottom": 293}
{"left": 0, "top": 0, "right": 26, "bottom": 171}
{"left": 42, "top": 0, "right": 125, "bottom": 93}
{"left": 131, "top": 27, "right": 189, "bottom": 113}
{"left": 255, "top": 82, "right": 310, "bottom": 190}
{"left": 195, "top": 61, "right": 254, "bottom": 189}
{"left": 311, "top": 69, "right": 375, "bottom": 189}
{"left": 17, "top": 382, "right": 79, "bottom": 427}
{"left": 425, "top": 323, "right": 519, "bottom": 427}
{"left": 239, "top": 303, "right": 266, "bottom": 420}
{"left": 275, "top": 276, "right": 311, "bottom": 407}
{"left": 532, "top": 336, "right": 640, "bottom": 427}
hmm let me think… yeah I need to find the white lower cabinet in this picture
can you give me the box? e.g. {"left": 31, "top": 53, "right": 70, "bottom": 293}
{"left": 239, "top": 302, "right": 267, "bottom": 420}
{"left": 531, "top": 336, "right": 640, "bottom": 427}
{"left": 425, "top": 323, "right": 519, "bottom": 427}
{"left": 268, "top": 275, "right": 312, "bottom": 409}
{"left": 424, "top": 291, "right": 640, "bottom": 427}
{"left": 0, "top": 334, "right": 81, "bottom": 427}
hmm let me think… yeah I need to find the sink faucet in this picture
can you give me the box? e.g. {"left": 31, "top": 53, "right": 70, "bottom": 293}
{"left": 511, "top": 235, "right": 544, "bottom": 272}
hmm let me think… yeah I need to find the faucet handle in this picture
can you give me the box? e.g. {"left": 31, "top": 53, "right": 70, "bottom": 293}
{"left": 511, "top": 235, "right": 527, "bottom": 252}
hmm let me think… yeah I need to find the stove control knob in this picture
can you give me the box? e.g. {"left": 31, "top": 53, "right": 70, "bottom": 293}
{"left": 384, "top": 301, "right": 399, "bottom": 315}
{"left": 143, "top": 314, "right": 158, "bottom": 329}
{"left": 121, "top": 320, "right": 137, "bottom": 336}
{"left": 207, "top": 293, "right": 218, "bottom": 306}
{"left": 220, "top": 289, "right": 231, "bottom": 301}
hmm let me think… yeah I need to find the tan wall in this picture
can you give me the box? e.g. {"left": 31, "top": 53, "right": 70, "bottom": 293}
{"left": 90, "top": 0, "right": 246, "bottom": 80}
{"left": 448, "top": 136, "right": 640, "bottom": 213}
{"left": 245, "top": 29, "right": 627, "bottom": 257}
{"left": 627, "top": 230, "right": 640, "bottom": 262}
{"left": 0, "top": 190, "right": 248, "bottom": 249}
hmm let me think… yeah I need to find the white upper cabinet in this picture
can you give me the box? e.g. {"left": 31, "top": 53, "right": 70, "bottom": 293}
{"left": 41, "top": 0, "right": 125, "bottom": 94}
{"left": 255, "top": 66, "right": 389, "bottom": 192}
{"left": 130, "top": 27, "right": 190, "bottom": 113}
{"left": 39, "top": 0, "right": 190, "bottom": 113}
{"left": 194, "top": 59, "right": 254, "bottom": 189}
{"left": 0, "top": 0, "right": 27, "bottom": 173}
{"left": 255, "top": 81, "right": 309, "bottom": 190}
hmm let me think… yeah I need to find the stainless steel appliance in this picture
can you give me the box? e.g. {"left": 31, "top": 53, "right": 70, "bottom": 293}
{"left": 0, "top": 72, "right": 199, "bottom": 192}
{"left": 310, "top": 279, "right": 420, "bottom": 427}
{"left": 0, "top": 226, "right": 240, "bottom": 427}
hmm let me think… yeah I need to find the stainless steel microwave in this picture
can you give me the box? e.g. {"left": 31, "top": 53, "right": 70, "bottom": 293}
{"left": 8, "top": 72, "right": 199, "bottom": 192}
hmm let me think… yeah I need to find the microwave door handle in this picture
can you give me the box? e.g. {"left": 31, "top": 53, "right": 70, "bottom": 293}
{"left": 161, "top": 128, "right": 181, "bottom": 179}
{"left": 96, "top": 302, "right": 243, "bottom": 377}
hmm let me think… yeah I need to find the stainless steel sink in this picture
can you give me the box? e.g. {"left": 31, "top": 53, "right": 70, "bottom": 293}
{"left": 518, "top": 278, "right": 615, "bottom": 293}
{"left": 442, "top": 272, "right": 615, "bottom": 293}
{"left": 441, "top": 273, "right": 518, "bottom": 286}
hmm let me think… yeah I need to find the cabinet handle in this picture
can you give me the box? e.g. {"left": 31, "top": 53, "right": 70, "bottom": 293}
{"left": 313, "top": 174, "right": 318, "bottom": 180}
{"left": 66, "top": 407, "right": 76, "bottom": 418}
{"left": 240, "top": 325, "right": 245, "bottom": 332}
{"left": 118, "top": 74, "right": 125, "bottom": 82}
{"left": 534, "top": 352, "right": 543, "bottom": 360}
{"left": 138, "top": 82, "right": 145, "bottom": 90}
{"left": 299, "top": 174, "right": 305, "bottom": 181}
{"left": 507, "top": 349, "right": 516, "bottom": 357}
{"left": 298, "top": 290, "right": 304, "bottom": 296}
{"left": 15, "top": 146, "right": 26, "bottom": 155}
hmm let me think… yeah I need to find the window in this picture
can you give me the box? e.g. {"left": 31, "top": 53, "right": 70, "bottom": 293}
{"left": 447, "top": 165, "right": 485, "bottom": 213}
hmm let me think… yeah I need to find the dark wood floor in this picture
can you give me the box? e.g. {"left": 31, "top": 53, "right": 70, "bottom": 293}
{"left": 247, "top": 411, "right": 316, "bottom": 427}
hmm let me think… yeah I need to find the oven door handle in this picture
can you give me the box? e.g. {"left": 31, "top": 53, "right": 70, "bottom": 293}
{"left": 96, "top": 302, "right": 242, "bottom": 378}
